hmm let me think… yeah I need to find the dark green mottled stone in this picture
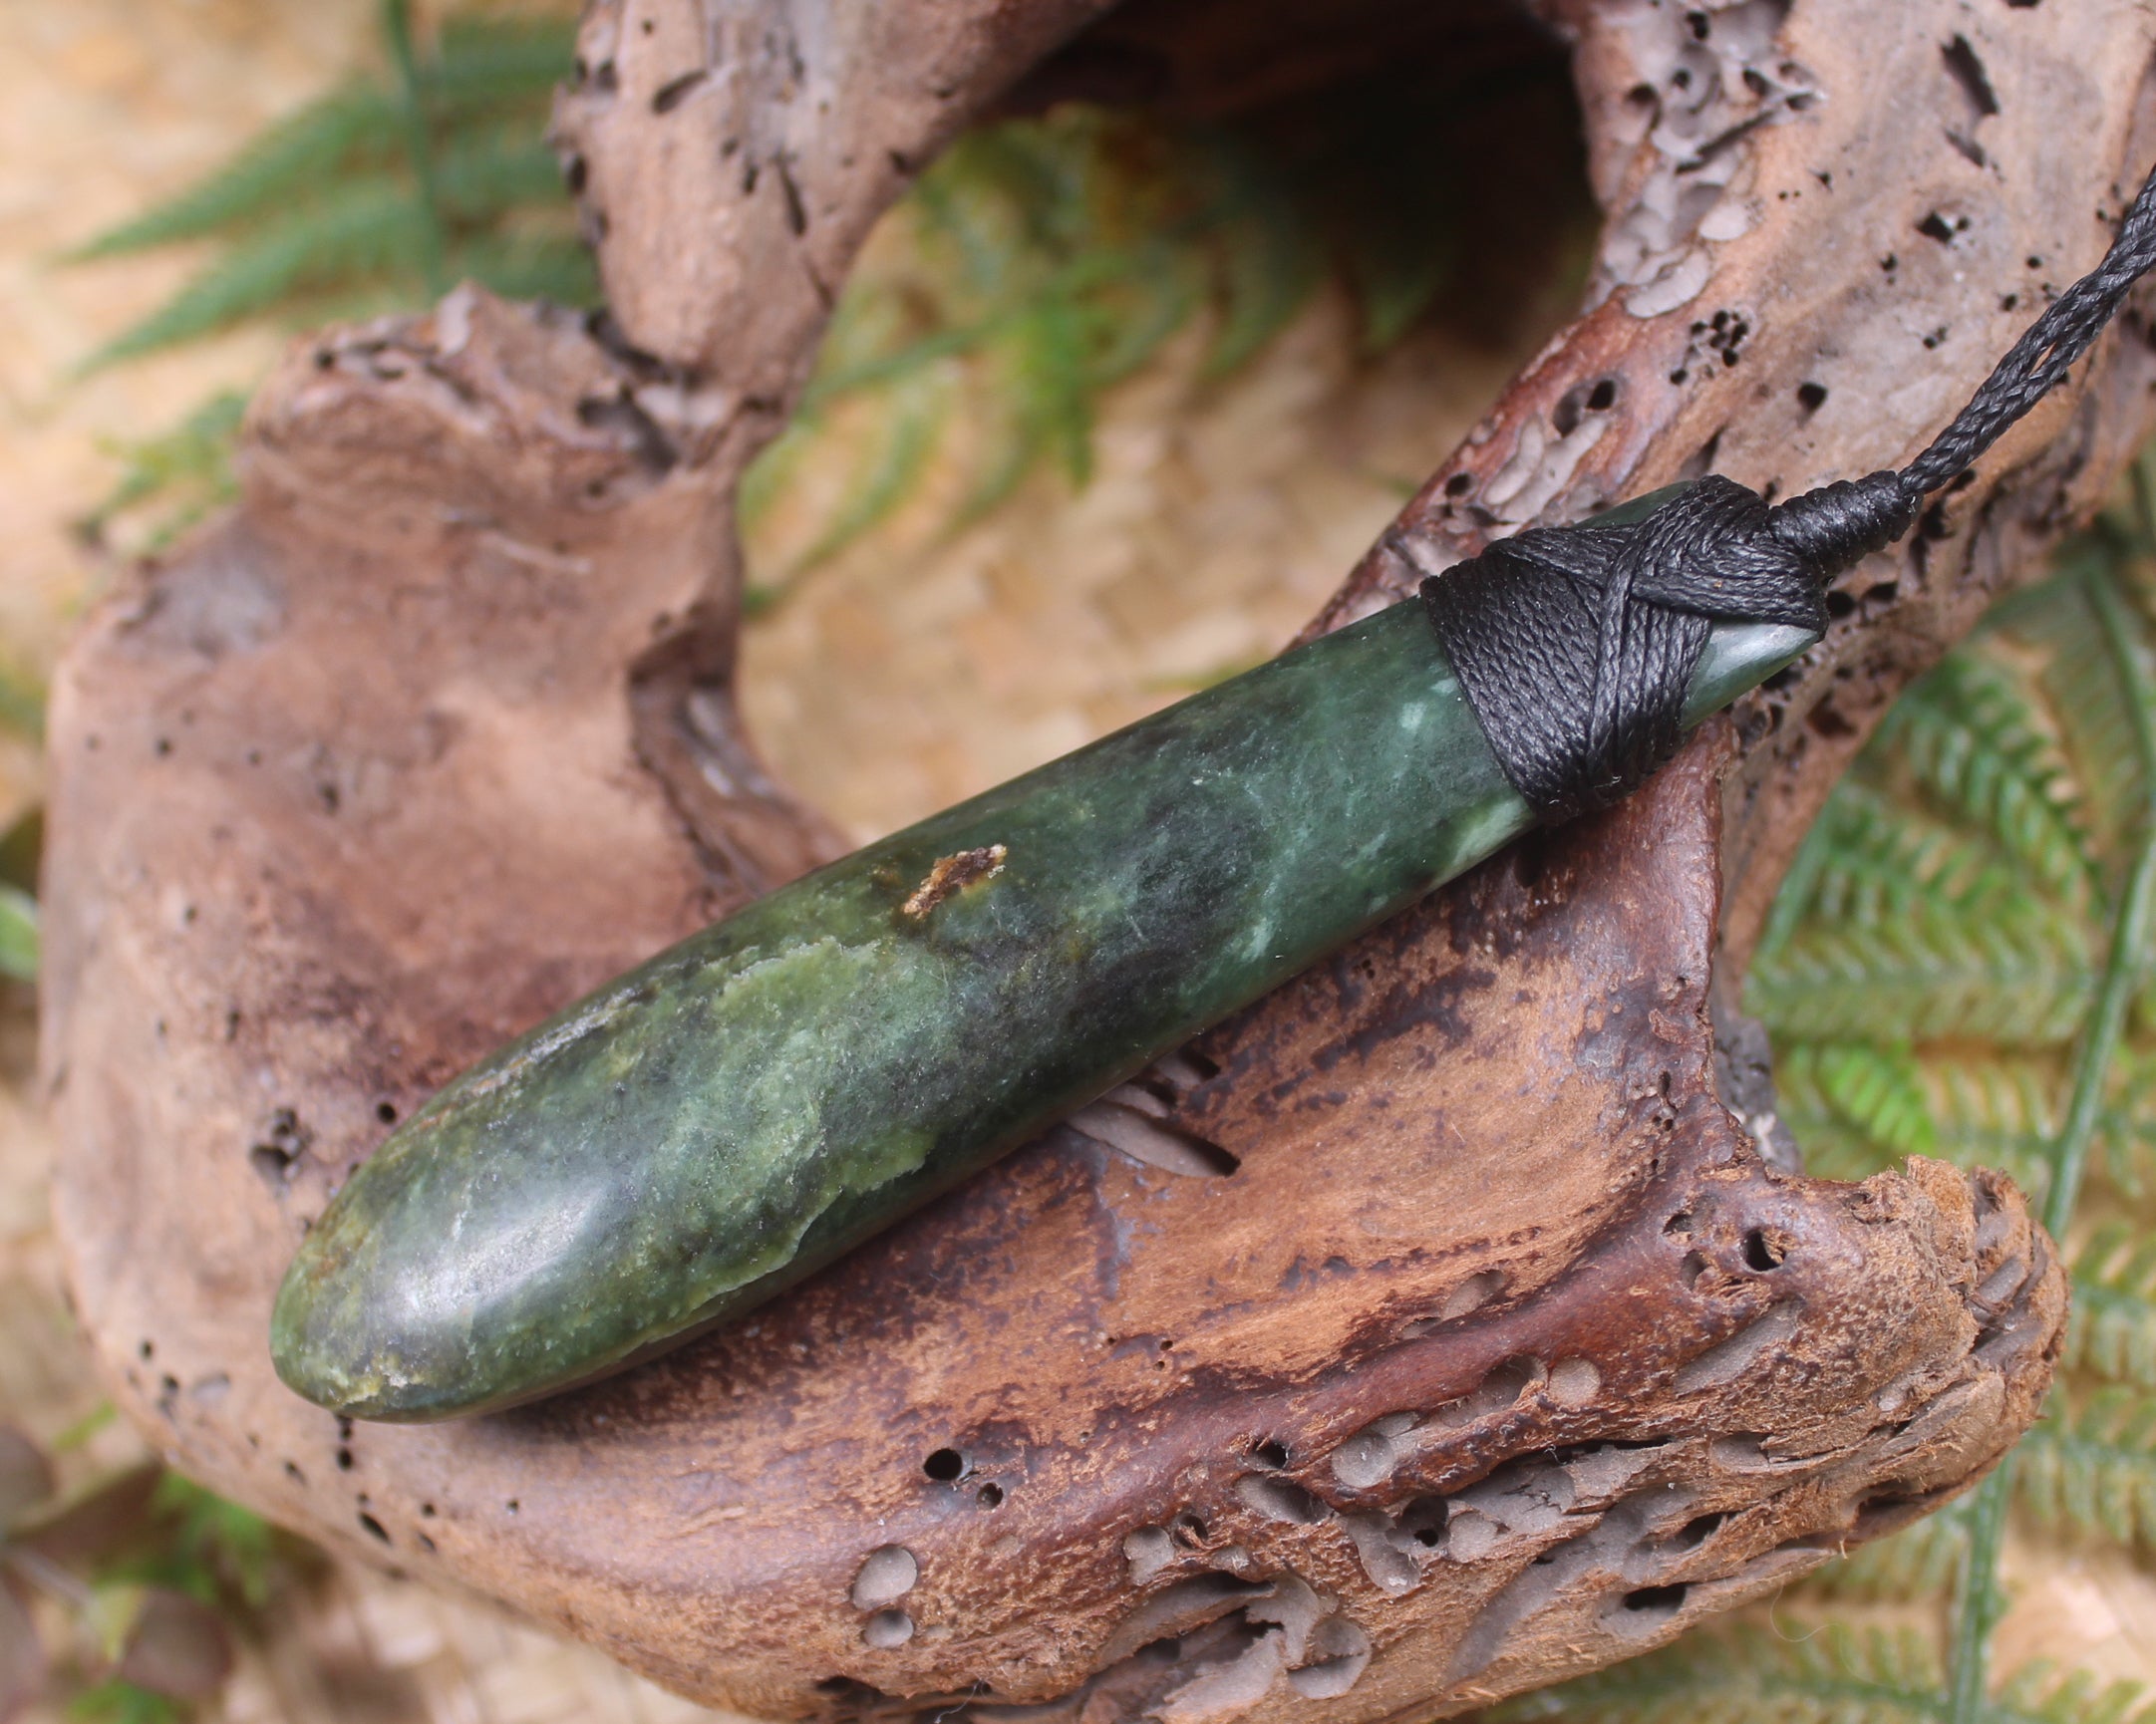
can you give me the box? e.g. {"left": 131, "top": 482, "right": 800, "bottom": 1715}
{"left": 272, "top": 588, "right": 1813, "bottom": 1420}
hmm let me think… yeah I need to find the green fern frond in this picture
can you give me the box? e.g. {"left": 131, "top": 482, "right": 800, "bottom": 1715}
{"left": 1338, "top": 196, "right": 1452, "bottom": 355}
{"left": 0, "top": 884, "right": 36, "bottom": 983}
{"left": 149, "top": 1474, "right": 276, "bottom": 1610}
{"left": 70, "top": 4, "right": 577, "bottom": 380}
{"left": 427, "top": 16, "right": 579, "bottom": 112}
{"left": 1800, "top": 780, "right": 2052, "bottom": 930}
{"left": 794, "top": 273, "right": 957, "bottom": 407}
{"left": 1086, "top": 241, "right": 1206, "bottom": 388}
{"left": 1924, "top": 1057, "right": 2060, "bottom": 1194}
{"left": 2071, "top": 1227, "right": 2156, "bottom": 1387}
{"left": 66, "top": 1682, "right": 186, "bottom": 1724}
{"left": 0, "top": 655, "right": 48, "bottom": 745}
{"left": 745, "top": 104, "right": 1351, "bottom": 574}
{"left": 1774, "top": 1046, "right": 2069, "bottom": 1194}
{"left": 965, "top": 295, "right": 1098, "bottom": 511}
{"left": 1780, "top": 1041, "right": 1937, "bottom": 1157}
{"left": 1753, "top": 776, "right": 2063, "bottom": 987}
{"left": 1496, "top": 1622, "right": 2156, "bottom": 1724}
{"left": 85, "top": 139, "right": 587, "bottom": 369}
{"left": 792, "top": 372, "right": 950, "bottom": 571}
{"left": 1746, "top": 912, "right": 2092, "bottom": 1048}
{"left": 67, "top": 84, "right": 404, "bottom": 259}
{"left": 84, "top": 180, "right": 430, "bottom": 369}
{"left": 1993, "top": 1663, "right": 2156, "bottom": 1724}
{"left": 911, "top": 121, "right": 1089, "bottom": 307}
{"left": 983, "top": 118, "right": 1108, "bottom": 256}
{"left": 1191, "top": 133, "right": 1323, "bottom": 378}
{"left": 1491, "top": 1622, "right": 1937, "bottom": 1723}
{"left": 2007, "top": 569, "right": 2147, "bottom": 872}
{"left": 1754, "top": 805, "right": 1840, "bottom": 962}
{"left": 1878, "top": 652, "right": 2097, "bottom": 913}
{"left": 1778, "top": 1040, "right": 2156, "bottom": 1204}
{"left": 1771, "top": 1043, "right": 2065, "bottom": 1190}
{"left": 2014, "top": 1387, "right": 2156, "bottom": 1549}
{"left": 432, "top": 132, "right": 571, "bottom": 224}
{"left": 1772, "top": 1111, "right": 1902, "bottom": 1185}
{"left": 736, "top": 417, "right": 817, "bottom": 536}
{"left": 1808, "top": 1499, "right": 1969, "bottom": 1600}
{"left": 67, "top": 18, "right": 569, "bottom": 264}
{"left": 2097, "top": 1051, "right": 2156, "bottom": 1199}
{"left": 82, "top": 392, "right": 245, "bottom": 552}
{"left": 444, "top": 231, "right": 599, "bottom": 307}
{"left": 81, "top": 43, "right": 1469, "bottom": 578}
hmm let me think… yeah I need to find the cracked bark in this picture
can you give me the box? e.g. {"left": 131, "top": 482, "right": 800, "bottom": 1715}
{"left": 38, "top": 0, "right": 2156, "bottom": 1718}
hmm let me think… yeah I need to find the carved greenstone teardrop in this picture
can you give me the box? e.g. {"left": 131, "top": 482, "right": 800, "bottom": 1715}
{"left": 272, "top": 567, "right": 1813, "bottom": 1421}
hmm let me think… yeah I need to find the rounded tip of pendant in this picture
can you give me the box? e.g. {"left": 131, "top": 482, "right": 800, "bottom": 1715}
{"left": 266, "top": 1145, "right": 505, "bottom": 1423}
{"left": 269, "top": 1241, "right": 441, "bottom": 1423}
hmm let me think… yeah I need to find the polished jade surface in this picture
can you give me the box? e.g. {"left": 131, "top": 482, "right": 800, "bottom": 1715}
{"left": 272, "top": 591, "right": 1813, "bottom": 1421}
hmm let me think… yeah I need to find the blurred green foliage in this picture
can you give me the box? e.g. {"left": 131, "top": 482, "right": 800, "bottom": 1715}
{"left": 68, "top": 5, "right": 589, "bottom": 374}
{"left": 2, "top": 1421, "right": 292, "bottom": 1721}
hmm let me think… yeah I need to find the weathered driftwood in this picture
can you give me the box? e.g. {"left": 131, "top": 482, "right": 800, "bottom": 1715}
{"left": 39, "top": 0, "right": 2156, "bottom": 1715}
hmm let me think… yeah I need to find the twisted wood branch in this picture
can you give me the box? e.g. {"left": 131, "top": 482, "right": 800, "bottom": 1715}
{"left": 43, "top": 1, "right": 2156, "bottom": 1716}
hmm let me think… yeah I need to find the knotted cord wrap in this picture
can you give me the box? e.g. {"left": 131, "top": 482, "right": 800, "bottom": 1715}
{"left": 1422, "top": 157, "right": 2156, "bottom": 823}
{"left": 1422, "top": 477, "right": 1827, "bottom": 821}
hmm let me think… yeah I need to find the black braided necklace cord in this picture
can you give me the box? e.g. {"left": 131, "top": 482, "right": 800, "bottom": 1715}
{"left": 1424, "top": 158, "right": 2156, "bottom": 824}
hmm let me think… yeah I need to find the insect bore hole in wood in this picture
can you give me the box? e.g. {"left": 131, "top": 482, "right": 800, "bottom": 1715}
{"left": 1743, "top": 1227, "right": 1787, "bottom": 1271}
{"left": 1621, "top": 1582, "right": 1689, "bottom": 1616}
{"left": 923, "top": 1447, "right": 966, "bottom": 1482}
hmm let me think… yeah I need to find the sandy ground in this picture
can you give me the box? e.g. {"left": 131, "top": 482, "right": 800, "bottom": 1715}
{"left": 3, "top": 2, "right": 2153, "bottom": 1719}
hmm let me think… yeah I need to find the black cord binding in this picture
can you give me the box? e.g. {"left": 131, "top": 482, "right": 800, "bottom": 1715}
{"left": 1423, "top": 158, "right": 2156, "bottom": 824}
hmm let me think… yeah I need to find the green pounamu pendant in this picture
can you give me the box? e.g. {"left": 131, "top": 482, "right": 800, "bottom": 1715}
{"left": 273, "top": 517, "right": 1813, "bottom": 1420}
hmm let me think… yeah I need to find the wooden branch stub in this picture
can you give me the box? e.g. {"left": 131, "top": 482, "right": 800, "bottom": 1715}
{"left": 41, "top": 0, "right": 2156, "bottom": 1717}
{"left": 42, "top": 429, "right": 2061, "bottom": 1703}
{"left": 550, "top": 0, "right": 1114, "bottom": 386}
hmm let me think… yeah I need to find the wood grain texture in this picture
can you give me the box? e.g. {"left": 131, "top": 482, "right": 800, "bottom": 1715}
{"left": 39, "top": 0, "right": 2156, "bottom": 1717}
